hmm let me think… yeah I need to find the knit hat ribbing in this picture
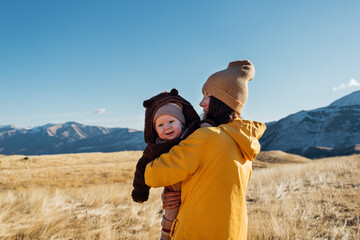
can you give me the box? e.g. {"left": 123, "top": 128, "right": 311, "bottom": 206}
{"left": 153, "top": 103, "right": 185, "bottom": 125}
{"left": 202, "top": 60, "right": 255, "bottom": 114}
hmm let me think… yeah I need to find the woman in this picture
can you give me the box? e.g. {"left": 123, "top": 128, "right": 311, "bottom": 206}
{"left": 145, "top": 60, "right": 266, "bottom": 240}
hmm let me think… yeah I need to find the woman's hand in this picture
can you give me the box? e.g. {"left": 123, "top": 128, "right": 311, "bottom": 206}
{"left": 162, "top": 187, "right": 181, "bottom": 210}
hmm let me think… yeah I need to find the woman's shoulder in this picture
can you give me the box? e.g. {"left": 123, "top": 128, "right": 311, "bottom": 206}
{"left": 189, "top": 124, "right": 224, "bottom": 138}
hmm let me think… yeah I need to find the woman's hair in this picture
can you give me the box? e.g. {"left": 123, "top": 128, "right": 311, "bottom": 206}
{"left": 203, "top": 96, "right": 241, "bottom": 126}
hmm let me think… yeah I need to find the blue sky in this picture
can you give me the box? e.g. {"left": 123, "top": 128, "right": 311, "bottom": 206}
{"left": 1, "top": 0, "right": 359, "bottom": 130}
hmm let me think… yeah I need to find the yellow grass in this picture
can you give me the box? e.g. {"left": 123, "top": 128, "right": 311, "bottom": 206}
{"left": 0, "top": 152, "right": 163, "bottom": 239}
{"left": 248, "top": 154, "right": 360, "bottom": 239}
{"left": 0, "top": 151, "right": 359, "bottom": 239}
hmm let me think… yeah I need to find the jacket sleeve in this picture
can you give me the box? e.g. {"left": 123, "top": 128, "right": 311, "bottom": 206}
{"left": 145, "top": 129, "right": 205, "bottom": 188}
{"left": 131, "top": 147, "right": 152, "bottom": 203}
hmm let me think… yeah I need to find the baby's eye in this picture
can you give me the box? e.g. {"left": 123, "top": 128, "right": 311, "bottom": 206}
{"left": 169, "top": 120, "right": 174, "bottom": 123}
{"left": 158, "top": 124, "right": 163, "bottom": 127}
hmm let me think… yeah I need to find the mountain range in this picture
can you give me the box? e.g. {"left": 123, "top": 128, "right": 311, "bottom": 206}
{"left": 1, "top": 90, "right": 359, "bottom": 157}
{"left": 260, "top": 90, "right": 360, "bottom": 158}
{"left": 0, "top": 122, "right": 145, "bottom": 155}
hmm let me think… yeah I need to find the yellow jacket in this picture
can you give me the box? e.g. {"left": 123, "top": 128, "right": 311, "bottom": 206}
{"left": 145, "top": 119, "right": 266, "bottom": 240}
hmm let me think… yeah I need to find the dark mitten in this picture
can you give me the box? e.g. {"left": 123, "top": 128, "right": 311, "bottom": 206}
{"left": 131, "top": 185, "right": 150, "bottom": 203}
{"left": 131, "top": 148, "right": 152, "bottom": 203}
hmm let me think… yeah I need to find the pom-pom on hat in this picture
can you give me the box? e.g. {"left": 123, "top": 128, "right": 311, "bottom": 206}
{"left": 153, "top": 102, "right": 185, "bottom": 125}
{"left": 202, "top": 60, "right": 255, "bottom": 115}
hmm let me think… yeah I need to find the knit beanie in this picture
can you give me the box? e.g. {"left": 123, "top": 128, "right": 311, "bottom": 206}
{"left": 202, "top": 60, "right": 255, "bottom": 114}
{"left": 153, "top": 102, "right": 185, "bottom": 125}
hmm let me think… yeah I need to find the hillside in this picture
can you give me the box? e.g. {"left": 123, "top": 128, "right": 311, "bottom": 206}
{"left": 0, "top": 151, "right": 358, "bottom": 239}
{"left": 261, "top": 90, "right": 360, "bottom": 158}
{"left": 0, "top": 122, "right": 146, "bottom": 155}
{"left": 2, "top": 91, "right": 359, "bottom": 157}
{"left": 254, "top": 150, "right": 311, "bottom": 168}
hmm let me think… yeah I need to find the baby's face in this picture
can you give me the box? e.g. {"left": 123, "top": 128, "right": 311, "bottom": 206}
{"left": 155, "top": 114, "right": 183, "bottom": 141}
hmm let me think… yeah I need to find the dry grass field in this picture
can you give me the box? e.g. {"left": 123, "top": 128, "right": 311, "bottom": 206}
{"left": 0, "top": 151, "right": 359, "bottom": 239}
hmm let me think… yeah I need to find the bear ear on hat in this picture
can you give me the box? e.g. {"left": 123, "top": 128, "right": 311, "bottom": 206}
{"left": 143, "top": 99, "right": 153, "bottom": 108}
{"left": 170, "top": 88, "right": 178, "bottom": 96}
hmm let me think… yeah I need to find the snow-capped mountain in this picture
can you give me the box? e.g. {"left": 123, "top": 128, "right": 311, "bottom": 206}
{"left": 260, "top": 90, "right": 360, "bottom": 158}
{"left": 0, "top": 122, "right": 145, "bottom": 155}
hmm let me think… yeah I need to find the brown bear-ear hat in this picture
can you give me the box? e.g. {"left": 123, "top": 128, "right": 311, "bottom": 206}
{"left": 143, "top": 88, "right": 200, "bottom": 144}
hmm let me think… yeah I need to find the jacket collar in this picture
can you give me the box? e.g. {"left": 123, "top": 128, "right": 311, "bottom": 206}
{"left": 219, "top": 119, "right": 266, "bottom": 161}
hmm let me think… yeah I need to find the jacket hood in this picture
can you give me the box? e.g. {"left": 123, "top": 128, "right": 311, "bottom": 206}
{"left": 220, "top": 119, "right": 266, "bottom": 161}
{"left": 143, "top": 89, "right": 200, "bottom": 143}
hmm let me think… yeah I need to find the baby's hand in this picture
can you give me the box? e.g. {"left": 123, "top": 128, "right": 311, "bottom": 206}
{"left": 162, "top": 188, "right": 181, "bottom": 210}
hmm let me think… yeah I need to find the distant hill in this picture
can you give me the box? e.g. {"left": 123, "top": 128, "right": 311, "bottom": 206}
{"left": 2, "top": 91, "right": 360, "bottom": 157}
{"left": 261, "top": 90, "right": 360, "bottom": 158}
{"left": 254, "top": 150, "right": 311, "bottom": 168}
{"left": 0, "top": 122, "right": 146, "bottom": 155}
{"left": 256, "top": 150, "right": 311, "bottom": 164}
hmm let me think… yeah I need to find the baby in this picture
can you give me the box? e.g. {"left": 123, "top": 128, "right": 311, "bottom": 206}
{"left": 131, "top": 89, "right": 200, "bottom": 239}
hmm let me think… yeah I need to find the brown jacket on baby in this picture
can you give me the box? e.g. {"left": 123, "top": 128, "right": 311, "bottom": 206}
{"left": 131, "top": 88, "right": 200, "bottom": 203}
